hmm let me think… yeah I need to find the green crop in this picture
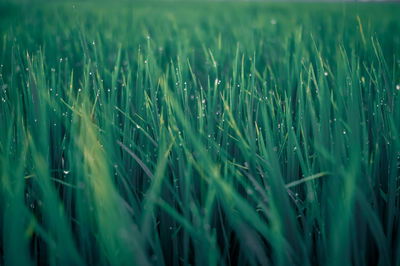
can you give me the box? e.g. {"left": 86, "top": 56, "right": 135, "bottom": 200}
{"left": 0, "top": 1, "right": 399, "bottom": 265}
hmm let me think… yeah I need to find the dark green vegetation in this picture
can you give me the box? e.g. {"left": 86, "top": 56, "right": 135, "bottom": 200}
{"left": 1, "top": 1, "right": 400, "bottom": 265}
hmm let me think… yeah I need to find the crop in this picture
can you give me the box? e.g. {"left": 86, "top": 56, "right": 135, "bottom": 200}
{"left": 0, "top": 1, "right": 399, "bottom": 265}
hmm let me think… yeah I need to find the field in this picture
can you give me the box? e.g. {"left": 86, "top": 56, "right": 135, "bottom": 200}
{"left": 0, "top": 1, "right": 400, "bottom": 265}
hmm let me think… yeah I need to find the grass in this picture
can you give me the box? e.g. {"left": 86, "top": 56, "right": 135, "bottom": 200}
{"left": 0, "top": 1, "right": 400, "bottom": 265}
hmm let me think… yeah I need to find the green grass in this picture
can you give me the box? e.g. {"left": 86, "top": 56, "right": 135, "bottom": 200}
{"left": 0, "top": 1, "right": 400, "bottom": 265}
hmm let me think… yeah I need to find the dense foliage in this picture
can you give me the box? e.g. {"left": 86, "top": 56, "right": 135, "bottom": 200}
{"left": 0, "top": 2, "right": 400, "bottom": 265}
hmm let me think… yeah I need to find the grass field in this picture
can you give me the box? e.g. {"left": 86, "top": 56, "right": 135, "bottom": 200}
{"left": 0, "top": 1, "right": 400, "bottom": 265}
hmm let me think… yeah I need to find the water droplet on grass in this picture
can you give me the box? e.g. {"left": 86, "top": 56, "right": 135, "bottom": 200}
{"left": 63, "top": 170, "right": 70, "bottom": 174}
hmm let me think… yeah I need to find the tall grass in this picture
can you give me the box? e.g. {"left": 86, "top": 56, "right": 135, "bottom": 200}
{"left": 0, "top": 2, "right": 399, "bottom": 265}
